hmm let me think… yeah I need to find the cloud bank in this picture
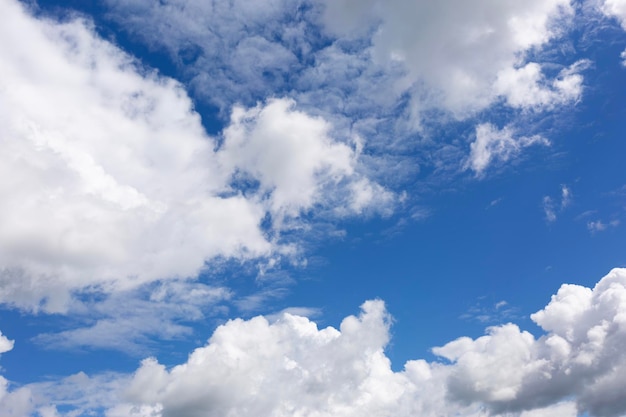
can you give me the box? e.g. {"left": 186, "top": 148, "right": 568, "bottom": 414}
{"left": 88, "top": 268, "right": 626, "bottom": 417}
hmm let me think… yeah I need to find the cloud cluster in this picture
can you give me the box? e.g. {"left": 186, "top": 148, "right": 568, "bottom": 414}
{"left": 0, "top": 0, "right": 387, "bottom": 313}
{"left": 103, "top": 268, "right": 626, "bottom": 417}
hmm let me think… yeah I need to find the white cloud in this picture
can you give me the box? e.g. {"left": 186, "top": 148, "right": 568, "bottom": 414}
{"left": 323, "top": 0, "right": 579, "bottom": 117}
{"left": 543, "top": 185, "right": 572, "bottom": 223}
{"left": 587, "top": 219, "right": 620, "bottom": 233}
{"left": 602, "top": 0, "right": 626, "bottom": 28}
{"left": 102, "top": 0, "right": 586, "bottom": 181}
{"left": 3, "top": 269, "right": 626, "bottom": 416}
{"left": 74, "top": 268, "right": 623, "bottom": 417}
{"left": 0, "top": 332, "right": 13, "bottom": 354}
{"left": 30, "top": 371, "right": 129, "bottom": 417}
{"left": 543, "top": 196, "right": 558, "bottom": 222}
{"left": 0, "top": 0, "right": 389, "bottom": 313}
{"left": 494, "top": 61, "right": 587, "bottom": 111}
{"left": 0, "top": 330, "right": 34, "bottom": 417}
{"left": 465, "top": 124, "right": 549, "bottom": 175}
{"left": 0, "top": 380, "right": 33, "bottom": 417}
{"left": 600, "top": 0, "right": 626, "bottom": 64}
{"left": 561, "top": 185, "right": 572, "bottom": 208}
{"left": 218, "top": 99, "right": 385, "bottom": 222}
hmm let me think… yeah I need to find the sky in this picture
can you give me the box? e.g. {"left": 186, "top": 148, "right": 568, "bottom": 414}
{"left": 1, "top": 0, "right": 626, "bottom": 415}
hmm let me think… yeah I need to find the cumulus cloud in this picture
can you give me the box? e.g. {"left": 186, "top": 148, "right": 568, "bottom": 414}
{"left": 219, "top": 98, "right": 375, "bottom": 222}
{"left": 323, "top": 0, "right": 580, "bottom": 117}
{"left": 0, "top": 0, "right": 388, "bottom": 313}
{"left": 80, "top": 268, "right": 624, "bottom": 417}
{"left": 465, "top": 124, "right": 549, "bottom": 175}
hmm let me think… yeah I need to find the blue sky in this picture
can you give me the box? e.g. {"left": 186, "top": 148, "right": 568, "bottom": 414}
{"left": 1, "top": 0, "right": 626, "bottom": 415}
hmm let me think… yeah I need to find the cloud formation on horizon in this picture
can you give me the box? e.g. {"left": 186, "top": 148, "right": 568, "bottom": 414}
{"left": 3, "top": 268, "right": 625, "bottom": 417}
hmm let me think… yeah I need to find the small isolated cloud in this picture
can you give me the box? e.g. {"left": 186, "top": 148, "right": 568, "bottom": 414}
{"left": 587, "top": 219, "right": 620, "bottom": 233}
{"left": 543, "top": 196, "right": 557, "bottom": 222}
{"left": 465, "top": 123, "right": 549, "bottom": 175}
{"left": 487, "top": 198, "right": 503, "bottom": 209}
{"left": 543, "top": 184, "right": 572, "bottom": 223}
{"left": 561, "top": 185, "right": 572, "bottom": 208}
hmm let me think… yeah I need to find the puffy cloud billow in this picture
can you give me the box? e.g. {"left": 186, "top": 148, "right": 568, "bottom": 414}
{"left": 97, "top": 268, "right": 626, "bottom": 417}
{"left": 0, "top": 0, "right": 389, "bottom": 313}
{"left": 323, "top": 0, "right": 584, "bottom": 117}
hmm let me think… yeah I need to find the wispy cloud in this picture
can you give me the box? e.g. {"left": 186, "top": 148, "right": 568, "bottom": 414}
{"left": 543, "top": 184, "right": 573, "bottom": 223}
{"left": 543, "top": 196, "right": 558, "bottom": 222}
{"left": 465, "top": 124, "right": 549, "bottom": 176}
{"left": 587, "top": 219, "right": 620, "bottom": 233}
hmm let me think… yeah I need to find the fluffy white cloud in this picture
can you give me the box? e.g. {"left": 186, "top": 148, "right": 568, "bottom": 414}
{"left": 0, "top": 0, "right": 388, "bottom": 313}
{"left": 94, "top": 268, "right": 626, "bottom": 417}
{"left": 494, "top": 61, "right": 587, "bottom": 110}
{"left": 0, "top": 332, "right": 13, "bottom": 354}
{"left": 602, "top": 0, "right": 626, "bottom": 28}
{"left": 465, "top": 124, "right": 549, "bottom": 175}
{"left": 0, "top": 0, "right": 264, "bottom": 312}
{"left": 220, "top": 99, "right": 358, "bottom": 220}
{"left": 323, "top": 0, "right": 581, "bottom": 117}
